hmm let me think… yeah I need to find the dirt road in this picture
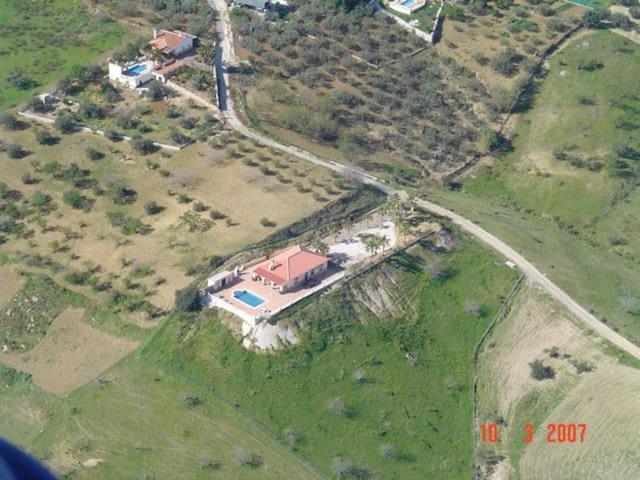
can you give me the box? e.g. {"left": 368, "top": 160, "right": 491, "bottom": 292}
{"left": 207, "top": 0, "right": 640, "bottom": 361}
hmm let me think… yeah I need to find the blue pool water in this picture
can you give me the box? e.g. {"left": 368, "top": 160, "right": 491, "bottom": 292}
{"left": 126, "top": 64, "right": 148, "bottom": 76}
{"left": 233, "top": 290, "right": 266, "bottom": 308}
{"left": 400, "top": 0, "right": 416, "bottom": 6}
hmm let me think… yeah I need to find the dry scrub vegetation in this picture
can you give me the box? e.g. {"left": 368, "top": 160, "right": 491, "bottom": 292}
{"left": 0, "top": 120, "right": 344, "bottom": 314}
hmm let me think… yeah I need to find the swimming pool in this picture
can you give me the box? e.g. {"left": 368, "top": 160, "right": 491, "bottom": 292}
{"left": 233, "top": 289, "right": 266, "bottom": 308}
{"left": 400, "top": 0, "right": 416, "bottom": 6}
{"left": 126, "top": 64, "right": 148, "bottom": 76}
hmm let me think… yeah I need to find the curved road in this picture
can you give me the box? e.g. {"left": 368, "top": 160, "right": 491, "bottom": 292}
{"left": 208, "top": 0, "right": 640, "bottom": 360}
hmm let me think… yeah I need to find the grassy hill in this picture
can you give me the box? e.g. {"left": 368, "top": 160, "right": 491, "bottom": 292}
{"left": 141, "top": 234, "right": 518, "bottom": 478}
{"left": 434, "top": 30, "right": 640, "bottom": 345}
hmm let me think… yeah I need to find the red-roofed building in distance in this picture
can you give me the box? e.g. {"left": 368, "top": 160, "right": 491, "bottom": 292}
{"left": 252, "top": 245, "right": 330, "bottom": 293}
{"left": 148, "top": 29, "right": 196, "bottom": 58}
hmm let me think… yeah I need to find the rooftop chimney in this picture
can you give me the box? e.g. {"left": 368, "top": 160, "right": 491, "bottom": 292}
{"left": 268, "top": 260, "right": 276, "bottom": 271}
{"left": 153, "top": 29, "right": 157, "bottom": 38}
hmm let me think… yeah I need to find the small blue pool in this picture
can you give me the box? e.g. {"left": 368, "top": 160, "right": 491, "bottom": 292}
{"left": 233, "top": 289, "right": 266, "bottom": 308}
{"left": 126, "top": 64, "right": 148, "bottom": 76}
{"left": 400, "top": 0, "right": 416, "bottom": 6}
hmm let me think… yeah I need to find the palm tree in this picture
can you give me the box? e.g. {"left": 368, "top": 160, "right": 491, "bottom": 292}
{"left": 312, "top": 237, "right": 330, "bottom": 256}
{"left": 377, "top": 234, "right": 390, "bottom": 253}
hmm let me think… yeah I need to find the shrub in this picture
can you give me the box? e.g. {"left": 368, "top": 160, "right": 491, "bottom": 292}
{"left": 331, "top": 457, "right": 356, "bottom": 477}
{"left": 209, "top": 209, "right": 226, "bottom": 220}
{"left": 63, "top": 189, "right": 87, "bottom": 210}
{"left": 35, "top": 130, "right": 59, "bottom": 145}
{"left": 180, "top": 393, "right": 202, "bottom": 407}
{"left": 175, "top": 284, "right": 201, "bottom": 312}
{"left": 54, "top": 114, "right": 77, "bottom": 134}
{"left": 352, "top": 368, "right": 366, "bottom": 384}
{"left": 0, "top": 113, "right": 25, "bottom": 131}
{"left": 570, "top": 359, "right": 595, "bottom": 373}
{"left": 492, "top": 47, "right": 522, "bottom": 77}
{"left": 86, "top": 148, "right": 104, "bottom": 161}
{"left": 630, "top": 6, "right": 640, "bottom": 19}
{"left": 582, "top": 7, "right": 609, "bottom": 28}
{"left": 234, "top": 448, "right": 262, "bottom": 468}
{"left": 145, "top": 80, "right": 170, "bottom": 101}
{"left": 104, "top": 130, "right": 123, "bottom": 142}
{"left": 144, "top": 201, "right": 163, "bottom": 215}
{"left": 6, "top": 144, "right": 27, "bottom": 159}
{"left": 6, "top": 71, "right": 37, "bottom": 90}
{"left": 283, "top": 427, "right": 299, "bottom": 446}
{"left": 131, "top": 136, "right": 157, "bottom": 155}
{"left": 380, "top": 443, "right": 396, "bottom": 460}
{"left": 260, "top": 217, "right": 276, "bottom": 227}
{"left": 328, "top": 397, "right": 348, "bottom": 416}
{"left": 529, "top": 359, "right": 555, "bottom": 380}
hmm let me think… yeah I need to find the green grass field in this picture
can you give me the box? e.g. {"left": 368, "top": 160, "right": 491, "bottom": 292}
{"left": 141, "top": 236, "right": 518, "bottom": 478}
{"left": 0, "top": 0, "right": 124, "bottom": 110}
{"left": 0, "top": 359, "right": 324, "bottom": 479}
{"left": 433, "top": 30, "right": 640, "bottom": 344}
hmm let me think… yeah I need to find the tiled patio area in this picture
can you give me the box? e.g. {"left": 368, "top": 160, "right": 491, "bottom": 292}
{"left": 211, "top": 264, "right": 344, "bottom": 321}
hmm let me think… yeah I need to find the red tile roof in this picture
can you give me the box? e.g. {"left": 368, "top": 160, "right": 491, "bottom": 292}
{"left": 148, "top": 30, "right": 192, "bottom": 54}
{"left": 253, "top": 245, "right": 328, "bottom": 285}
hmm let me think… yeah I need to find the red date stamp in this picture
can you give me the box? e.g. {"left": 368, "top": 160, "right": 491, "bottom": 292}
{"left": 480, "top": 422, "right": 587, "bottom": 444}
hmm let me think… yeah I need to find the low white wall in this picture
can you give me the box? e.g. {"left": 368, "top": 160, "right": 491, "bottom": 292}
{"left": 205, "top": 293, "right": 258, "bottom": 324}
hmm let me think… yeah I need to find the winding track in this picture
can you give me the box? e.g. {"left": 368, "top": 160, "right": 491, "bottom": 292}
{"left": 207, "top": 0, "right": 640, "bottom": 361}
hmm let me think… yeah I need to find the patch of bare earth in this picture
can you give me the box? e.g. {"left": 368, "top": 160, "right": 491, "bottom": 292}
{"left": 0, "top": 308, "right": 138, "bottom": 394}
{"left": 0, "top": 265, "right": 23, "bottom": 308}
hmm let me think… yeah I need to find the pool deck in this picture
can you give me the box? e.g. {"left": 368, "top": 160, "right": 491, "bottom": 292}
{"left": 206, "top": 264, "right": 344, "bottom": 324}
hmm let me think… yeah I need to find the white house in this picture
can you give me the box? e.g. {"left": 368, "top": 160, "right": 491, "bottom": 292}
{"left": 389, "top": 0, "right": 426, "bottom": 15}
{"left": 148, "top": 29, "right": 196, "bottom": 58}
{"left": 234, "top": 0, "right": 270, "bottom": 11}
{"left": 108, "top": 60, "right": 155, "bottom": 88}
{"left": 206, "top": 270, "right": 234, "bottom": 292}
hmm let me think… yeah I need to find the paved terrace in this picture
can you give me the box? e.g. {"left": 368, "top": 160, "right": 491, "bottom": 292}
{"left": 207, "top": 264, "right": 344, "bottom": 323}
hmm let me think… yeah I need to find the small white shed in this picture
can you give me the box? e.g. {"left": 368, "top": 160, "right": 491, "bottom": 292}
{"left": 207, "top": 270, "right": 234, "bottom": 291}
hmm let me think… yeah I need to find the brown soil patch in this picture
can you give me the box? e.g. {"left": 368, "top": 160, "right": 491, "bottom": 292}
{"left": 0, "top": 308, "right": 138, "bottom": 394}
{"left": 0, "top": 265, "right": 23, "bottom": 308}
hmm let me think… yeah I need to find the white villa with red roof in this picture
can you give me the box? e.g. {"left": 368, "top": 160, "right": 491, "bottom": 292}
{"left": 252, "top": 245, "right": 329, "bottom": 293}
{"left": 149, "top": 29, "right": 196, "bottom": 58}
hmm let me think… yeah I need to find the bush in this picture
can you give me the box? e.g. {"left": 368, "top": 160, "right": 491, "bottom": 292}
{"left": 630, "top": 6, "right": 640, "bottom": 19}
{"left": 35, "top": 130, "right": 59, "bottom": 146}
{"left": 131, "top": 136, "right": 157, "bottom": 155}
{"left": 54, "top": 114, "right": 77, "bottom": 134}
{"left": 175, "top": 284, "right": 201, "bottom": 312}
{"left": 233, "top": 448, "right": 262, "bottom": 468}
{"left": 63, "top": 189, "right": 87, "bottom": 210}
{"left": 529, "top": 359, "right": 555, "bottom": 380}
{"left": 209, "top": 209, "right": 226, "bottom": 220}
{"left": 104, "top": 130, "right": 123, "bottom": 142}
{"left": 144, "top": 201, "right": 163, "bottom": 215}
{"left": 145, "top": 80, "right": 170, "bottom": 101}
{"left": 6, "top": 71, "right": 37, "bottom": 90}
{"left": 6, "top": 144, "right": 27, "bottom": 159}
{"left": 328, "top": 397, "right": 348, "bottom": 416}
{"left": 283, "top": 427, "right": 299, "bottom": 446}
{"left": 582, "top": 7, "right": 609, "bottom": 28}
{"left": 0, "top": 113, "right": 25, "bottom": 131}
{"left": 331, "top": 457, "right": 356, "bottom": 477}
{"left": 492, "top": 47, "right": 522, "bottom": 77}
{"left": 260, "top": 217, "right": 276, "bottom": 227}
{"left": 380, "top": 443, "right": 396, "bottom": 460}
{"left": 86, "top": 148, "right": 104, "bottom": 161}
